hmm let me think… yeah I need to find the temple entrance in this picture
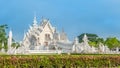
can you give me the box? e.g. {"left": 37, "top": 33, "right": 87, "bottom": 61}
{"left": 44, "top": 42, "right": 48, "bottom": 46}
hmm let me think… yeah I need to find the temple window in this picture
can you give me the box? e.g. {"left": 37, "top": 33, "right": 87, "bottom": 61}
{"left": 45, "top": 34, "right": 51, "bottom": 41}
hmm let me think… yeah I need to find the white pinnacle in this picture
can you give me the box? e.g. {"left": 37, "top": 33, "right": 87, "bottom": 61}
{"left": 33, "top": 13, "right": 38, "bottom": 27}
{"left": 8, "top": 29, "right": 12, "bottom": 50}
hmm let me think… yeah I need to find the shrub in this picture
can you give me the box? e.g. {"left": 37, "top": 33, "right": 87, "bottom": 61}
{"left": 0, "top": 54, "right": 120, "bottom": 68}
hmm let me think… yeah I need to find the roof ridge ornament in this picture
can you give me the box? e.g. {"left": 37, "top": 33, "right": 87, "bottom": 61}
{"left": 33, "top": 12, "right": 38, "bottom": 27}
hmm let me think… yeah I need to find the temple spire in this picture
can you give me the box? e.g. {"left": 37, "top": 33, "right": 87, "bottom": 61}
{"left": 23, "top": 30, "right": 26, "bottom": 40}
{"left": 8, "top": 29, "right": 12, "bottom": 50}
{"left": 33, "top": 13, "right": 38, "bottom": 27}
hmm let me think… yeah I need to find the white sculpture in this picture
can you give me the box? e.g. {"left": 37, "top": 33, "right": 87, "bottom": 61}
{"left": 72, "top": 34, "right": 97, "bottom": 53}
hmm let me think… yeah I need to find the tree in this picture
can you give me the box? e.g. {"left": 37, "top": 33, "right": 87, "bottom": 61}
{"left": 0, "top": 24, "right": 8, "bottom": 41}
{"left": 78, "top": 33, "right": 104, "bottom": 47}
{"left": 96, "top": 38, "right": 104, "bottom": 44}
{"left": 0, "top": 24, "right": 8, "bottom": 50}
{"left": 11, "top": 42, "right": 20, "bottom": 49}
{"left": 89, "top": 41, "right": 97, "bottom": 47}
{"left": 78, "top": 33, "right": 98, "bottom": 43}
{"left": 105, "top": 37, "right": 120, "bottom": 49}
{"left": 16, "top": 42, "right": 20, "bottom": 49}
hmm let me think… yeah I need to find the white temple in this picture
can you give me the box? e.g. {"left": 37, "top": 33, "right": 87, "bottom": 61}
{"left": 4, "top": 16, "right": 120, "bottom": 54}
{"left": 19, "top": 16, "right": 71, "bottom": 54}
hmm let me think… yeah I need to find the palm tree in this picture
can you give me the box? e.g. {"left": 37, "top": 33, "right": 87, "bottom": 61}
{"left": 0, "top": 24, "right": 8, "bottom": 50}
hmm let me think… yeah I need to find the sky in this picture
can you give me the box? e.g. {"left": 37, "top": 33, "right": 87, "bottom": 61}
{"left": 0, "top": 0, "right": 120, "bottom": 41}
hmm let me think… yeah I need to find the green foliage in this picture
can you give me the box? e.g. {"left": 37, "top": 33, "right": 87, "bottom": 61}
{"left": 0, "top": 24, "right": 8, "bottom": 50}
{"left": 0, "top": 24, "right": 8, "bottom": 42}
{"left": 89, "top": 41, "right": 97, "bottom": 47}
{"left": 78, "top": 33, "right": 120, "bottom": 49}
{"left": 11, "top": 43, "right": 17, "bottom": 48}
{"left": 0, "top": 55, "right": 120, "bottom": 68}
{"left": 105, "top": 37, "right": 120, "bottom": 49}
{"left": 96, "top": 38, "right": 104, "bottom": 44}
{"left": 89, "top": 38, "right": 105, "bottom": 47}
{"left": 16, "top": 42, "right": 20, "bottom": 49}
{"left": 78, "top": 33, "right": 98, "bottom": 43}
{"left": 12, "top": 42, "right": 20, "bottom": 49}
{"left": 78, "top": 33, "right": 104, "bottom": 47}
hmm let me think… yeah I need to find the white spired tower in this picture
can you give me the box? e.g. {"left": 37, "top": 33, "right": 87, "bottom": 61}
{"left": 8, "top": 29, "right": 12, "bottom": 50}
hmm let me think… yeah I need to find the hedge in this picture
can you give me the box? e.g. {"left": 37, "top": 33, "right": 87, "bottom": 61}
{"left": 0, "top": 54, "right": 120, "bottom": 68}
